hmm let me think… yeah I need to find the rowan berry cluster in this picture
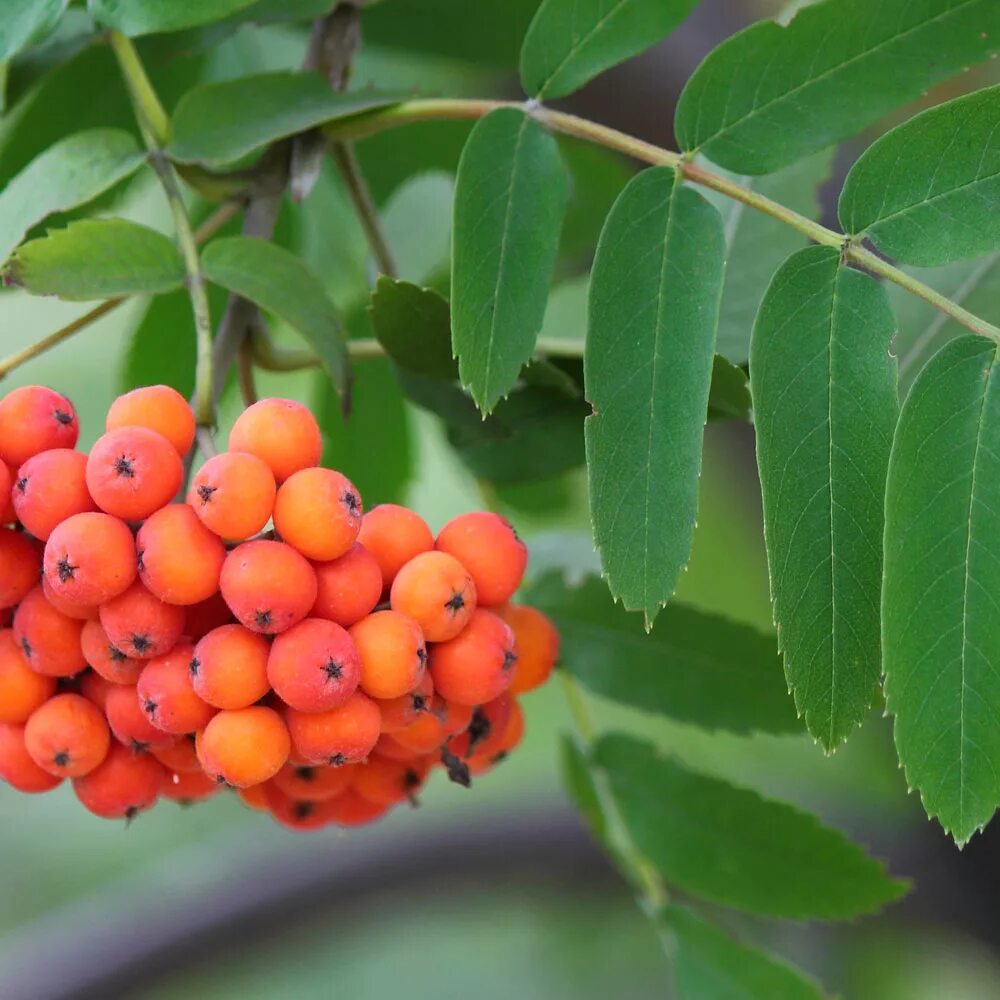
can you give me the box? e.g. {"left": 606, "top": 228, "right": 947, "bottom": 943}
{"left": 0, "top": 385, "right": 559, "bottom": 830}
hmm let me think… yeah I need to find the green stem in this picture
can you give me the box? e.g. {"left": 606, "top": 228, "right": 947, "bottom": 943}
{"left": 325, "top": 99, "right": 1000, "bottom": 344}
{"left": 330, "top": 141, "right": 397, "bottom": 278}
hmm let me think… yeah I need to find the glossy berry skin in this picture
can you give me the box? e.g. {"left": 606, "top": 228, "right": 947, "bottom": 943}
{"left": 310, "top": 543, "right": 382, "bottom": 628}
{"left": 86, "top": 426, "right": 183, "bottom": 521}
{"left": 99, "top": 582, "right": 185, "bottom": 660}
{"left": 436, "top": 512, "right": 527, "bottom": 607}
{"left": 285, "top": 691, "right": 381, "bottom": 767}
{"left": 73, "top": 742, "right": 167, "bottom": 820}
{"left": 349, "top": 610, "right": 427, "bottom": 700}
{"left": 220, "top": 540, "right": 317, "bottom": 635}
{"left": 0, "top": 629, "right": 57, "bottom": 724}
{"left": 0, "top": 386, "right": 78, "bottom": 468}
{"left": 228, "top": 398, "right": 322, "bottom": 484}
{"left": 0, "top": 723, "right": 63, "bottom": 793}
{"left": 267, "top": 618, "right": 361, "bottom": 714}
{"left": 24, "top": 693, "right": 110, "bottom": 778}
{"left": 104, "top": 684, "right": 177, "bottom": 753}
{"left": 0, "top": 527, "right": 41, "bottom": 609}
{"left": 429, "top": 609, "right": 517, "bottom": 706}
{"left": 137, "top": 504, "right": 226, "bottom": 606}
{"left": 13, "top": 585, "right": 86, "bottom": 677}
{"left": 11, "top": 449, "right": 96, "bottom": 541}
{"left": 197, "top": 706, "right": 291, "bottom": 788}
{"left": 498, "top": 604, "right": 559, "bottom": 694}
{"left": 190, "top": 624, "right": 271, "bottom": 710}
{"left": 357, "top": 504, "right": 434, "bottom": 590}
{"left": 188, "top": 451, "right": 276, "bottom": 541}
{"left": 271, "top": 760, "right": 355, "bottom": 802}
{"left": 390, "top": 550, "right": 477, "bottom": 642}
{"left": 105, "top": 385, "right": 195, "bottom": 457}
{"left": 81, "top": 618, "right": 142, "bottom": 685}
{"left": 43, "top": 512, "right": 137, "bottom": 607}
{"left": 137, "top": 643, "right": 216, "bottom": 735}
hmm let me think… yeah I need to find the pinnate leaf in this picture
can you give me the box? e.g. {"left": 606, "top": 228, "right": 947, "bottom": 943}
{"left": 369, "top": 276, "right": 456, "bottom": 380}
{"left": 520, "top": 0, "right": 699, "bottom": 100}
{"left": 586, "top": 167, "right": 725, "bottom": 626}
{"left": 451, "top": 107, "right": 568, "bottom": 413}
{"left": 88, "top": 0, "right": 258, "bottom": 35}
{"left": 5, "top": 218, "right": 184, "bottom": 299}
{"left": 883, "top": 336, "right": 1000, "bottom": 845}
{"left": 839, "top": 84, "right": 1000, "bottom": 267}
{"left": 675, "top": 0, "right": 1000, "bottom": 174}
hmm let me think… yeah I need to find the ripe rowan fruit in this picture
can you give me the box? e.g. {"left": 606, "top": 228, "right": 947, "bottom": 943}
{"left": 187, "top": 451, "right": 276, "bottom": 541}
{"left": 196, "top": 706, "right": 290, "bottom": 787}
{"left": 228, "top": 397, "right": 322, "bottom": 484}
{"left": 390, "top": 550, "right": 477, "bottom": 642}
{"left": 0, "top": 462, "right": 14, "bottom": 524}
{"left": 162, "top": 767, "right": 220, "bottom": 804}
{"left": 73, "top": 742, "right": 167, "bottom": 819}
{"left": 11, "top": 448, "right": 96, "bottom": 541}
{"left": 0, "top": 385, "right": 78, "bottom": 468}
{"left": 267, "top": 618, "right": 360, "bottom": 713}
{"left": 436, "top": 512, "right": 527, "bottom": 607}
{"left": 285, "top": 690, "right": 381, "bottom": 766}
{"left": 311, "top": 543, "right": 382, "bottom": 628}
{"left": 152, "top": 735, "right": 202, "bottom": 774}
{"left": 13, "top": 585, "right": 86, "bottom": 677}
{"left": 272, "top": 760, "right": 354, "bottom": 802}
{"left": 79, "top": 670, "right": 114, "bottom": 712}
{"left": 137, "top": 643, "right": 216, "bottom": 735}
{"left": 353, "top": 754, "right": 429, "bottom": 807}
{"left": 0, "top": 629, "right": 57, "bottom": 724}
{"left": 190, "top": 624, "right": 270, "bottom": 710}
{"left": 429, "top": 609, "right": 517, "bottom": 706}
{"left": 24, "top": 693, "right": 110, "bottom": 777}
{"left": 104, "top": 683, "right": 177, "bottom": 753}
{"left": 448, "top": 694, "right": 512, "bottom": 761}
{"left": 432, "top": 695, "right": 475, "bottom": 737}
{"left": 390, "top": 710, "right": 447, "bottom": 755}
{"left": 375, "top": 672, "right": 434, "bottom": 733}
{"left": 0, "top": 723, "right": 63, "bottom": 793}
{"left": 183, "top": 592, "right": 235, "bottom": 639}
{"left": 273, "top": 467, "right": 362, "bottom": 562}
{"left": 237, "top": 783, "right": 269, "bottom": 811}
{"left": 106, "top": 385, "right": 195, "bottom": 457}
{"left": 0, "top": 527, "right": 41, "bottom": 609}
{"left": 43, "top": 511, "right": 136, "bottom": 607}
{"left": 498, "top": 604, "right": 559, "bottom": 694}
{"left": 349, "top": 610, "right": 427, "bottom": 700}
{"left": 372, "top": 733, "right": 423, "bottom": 762}
{"left": 86, "top": 426, "right": 183, "bottom": 521}
{"left": 81, "top": 618, "right": 142, "bottom": 685}
{"left": 220, "top": 540, "right": 317, "bottom": 635}
{"left": 100, "top": 581, "right": 185, "bottom": 659}
{"left": 324, "top": 788, "right": 390, "bottom": 827}
{"left": 41, "top": 576, "right": 96, "bottom": 621}
{"left": 357, "top": 504, "right": 434, "bottom": 589}
{"left": 263, "top": 783, "right": 343, "bottom": 830}
{"left": 137, "top": 504, "right": 226, "bottom": 606}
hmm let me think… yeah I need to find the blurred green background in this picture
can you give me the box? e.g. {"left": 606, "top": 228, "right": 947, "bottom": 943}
{"left": 2, "top": 2, "right": 1000, "bottom": 998}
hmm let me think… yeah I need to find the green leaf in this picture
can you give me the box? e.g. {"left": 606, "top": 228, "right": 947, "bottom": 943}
{"left": 88, "top": 0, "right": 258, "bottom": 35}
{"left": 5, "top": 218, "right": 184, "bottom": 299}
{"left": 451, "top": 107, "right": 568, "bottom": 413}
{"left": 675, "top": 0, "right": 1000, "bottom": 174}
{"left": 839, "top": 84, "right": 1000, "bottom": 267}
{"left": 0, "top": 0, "right": 67, "bottom": 64}
{"left": 708, "top": 356, "right": 751, "bottom": 423}
{"left": 662, "top": 906, "right": 828, "bottom": 1000}
{"left": 750, "top": 246, "right": 897, "bottom": 750}
{"left": 596, "top": 734, "right": 907, "bottom": 919}
{"left": 0, "top": 129, "right": 144, "bottom": 266}
{"left": 586, "top": 167, "right": 725, "bottom": 625}
{"left": 526, "top": 571, "right": 798, "bottom": 735}
{"left": 169, "top": 73, "right": 400, "bottom": 166}
{"left": 369, "top": 277, "right": 456, "bottom": 379}
{"left": 883, "top": 335, "right": 1000, "bottom": 845}
{"left": 201, "top": 235, "right": 349, "bottom": 403}
{"left": 560, "top": 735, "right": 608, "bottom": 846}
{"left": 519, "top": 0, "right": 698, "bottom": 100}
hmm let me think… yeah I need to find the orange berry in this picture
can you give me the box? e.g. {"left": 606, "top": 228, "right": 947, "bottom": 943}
{"left": 263, "top": 783, "right": 343, "bottom": 830}
{"left": 190, "top": 624, "right": 270, "bottom": 710}
{"left": 43, "top": 511, "right": 136, "bottom": 606}
{"left": 196, "top": 706, "right": 290, "bottom": 787}
{"left": 228, "top": 398, "right": 322, "bottom": 484}
{"left": 372, "top": 732, "right": 423, "bottom": 762}
{"left": 448, "top": 693, "right": 512, "bottom": 761}
{"left": 0, "top": 629, "right": 56, "bottom": 724}
{"left": 105, "top": 684, "right": 177, "bottom": 752}
{"left": 375, "top": 672, "right": 434, "bottom": 733}
{"left": 42, "top": 576, "right": 97, "bottom": 620}
{"left": 24, "top": 693, "right": 110, "bottom": 777}
{"left": 183, "top": 592, "right": 234, "bottom": 639}
{"left": 188, "top": 451, "right": 276, "bottom": 541}
{"left": 273, "top": 467, "right": 362, "bottom": 561}
{"left": 0, "top": 462, "right": 14, "bottom": 524}
{"left": 0, "top": 386, "right": 78, "bottom": 468}
{"left": 152, "top": 735, "right": 202, "bottom": 774}
{"left": 0, "top": 723, "right": 63, "bottom": 792}
{"left": 11, "top": 449, "right": 96, "bottom": 541}
{"left": 429, "top": 609, "right": 516, "bottom": 706}
{"left": 0, "top": 527, "right": 41, "bottom": 609}
{"left": 311, "top": 543, "right": 382, "bottom": 627}
{"left": 272, "top": 760, "right": 354, "bottom": 802}
{"left": 391, "top": 711, "right": 446, "bottom": 754}
{"left": 267, "top": 617, "right": 360, "bottom": 713}
{"left": 433, "top": 695, "right": 475, "bottom": 737}
{"left": 137, "top": 642, "right": 215, "bottom": 734}
{"left": 349, "top": 610, "right": 426, "bottom": 700}
{"left": 285, "top": 691, "right": 380, "bottom": 766}
{"left": 390, "top": 550, "right": 476, "bottom": 642}
{"left": 13, "top": 585, "right": 85, "bottom": 677}
{"left": 324, "top": 788, "right": 390, "bottom": 826}
{"left": 436, "top": 512, "right": 527, "bottom": 606}
{"left": 81, "top": 618, "right": 142, "bottom": 685}
{"left": 73, "top": 742, "right": 167, "bottom": 819}
{"left": 357, "top": 504, "right": 433, "bottom": 589}
{"left": 99, "top": 581, "right": 185, "bottom": 660}
{"left": 137, "top": 504, "right": 226, "bottom": 605}
{"left": 498, "top": 604, "right": 559, "bottom": 694}
{"left": 162, "top": 767, "right": 220, "bottom": 804}
{"left": 79, "top": 670, "right": 114, "bottom": 712}
{"left": 353, "top": 753, "right": 429, "bottom": 806}
{"left": 220, "top": 539, "right": 317, "bottom": 635}
{"left": 106, "top": 384, "right": 195, "bottom": 456}
{"left": 238, "top": 783, "right": 269, "bottom": 811}
{"left": 86, "top": 426, "right": 183, "bottom": 521}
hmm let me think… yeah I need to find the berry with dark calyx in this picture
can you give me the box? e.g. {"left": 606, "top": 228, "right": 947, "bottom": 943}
{"left": 73, "top": 742, "right": 167, "bottom": 820}
{"left": 0, "top": 386, "right": 78, "bottom": 468}
{"left": 267, "top": 617, "right": 361, "bottom": 713}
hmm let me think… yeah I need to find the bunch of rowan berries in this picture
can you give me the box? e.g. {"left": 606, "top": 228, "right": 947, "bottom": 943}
{"left": 0, "top": 384, "right": 559, "bottom": 830}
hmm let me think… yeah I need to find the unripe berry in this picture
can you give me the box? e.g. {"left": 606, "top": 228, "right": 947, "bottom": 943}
{"left": 357, "top": 504, "right": 433, "bottom": 589}
{"left": 24, "top": 693, "right": 110, "bottom": 778}
{"left": 11, "top": 449, "right": 96, "bottom": 541}
{"left": 188, "top": 451, "right": 276, "bottom": 541}
{"left": 390, "top": 550, "right": 476, "bottom": 642}
{"left": 99, "top": 581, "right": 185, "bottom": 660}
{"left": 349, "top": 610, "right": 427, "bottom": 700}
{"left": 0, "top": 629, "right": 57, "bottom": 724}
{"left": 436, "top": 512, "right": 527, "bottom": 606}
{"left": 137, "top": 504, "right": 226, "bottom": 606}
{"left": 43, "top": 511, "right": 137, "bottom": 606}
{"left": 228, "top": 398, "right": 322, "bottom": 484}
{"left": 220, "top": 540, "right": 317, "bottom": 635}
{"left": 190, "top": 624, "right": 270, "bottom": 710}
{"left": 86, "top": 426, "right": 183, "bottom": 521}
{"left": 0, "top": 386, "right": 78, "bottom": 468}
{"left": 106, "top": 385, "right": 195, "bottom": 456}
{"left": 197, "top": 706, "right": 291, "bottom": 787}
{"left": 285, "top": 691, "right": 381, "bottom": 766}
{"left": 267, "top": 618, "right": 361, "bottom": 713}
{"left": 73, "top": 742, "right": 167, "bottom": 819}
{"left": 429, "top": 609, "right": 517, "bottom": 706}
